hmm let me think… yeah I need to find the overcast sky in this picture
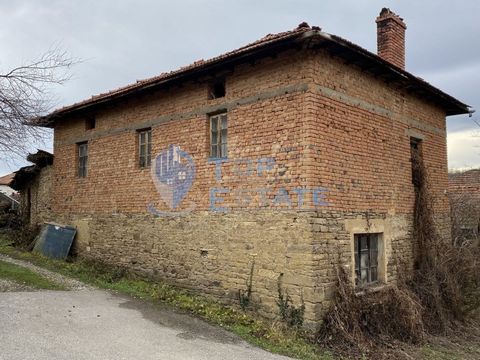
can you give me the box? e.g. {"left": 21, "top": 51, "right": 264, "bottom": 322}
{"left": 1, "top": 0, "right": 479, "bottom": 175}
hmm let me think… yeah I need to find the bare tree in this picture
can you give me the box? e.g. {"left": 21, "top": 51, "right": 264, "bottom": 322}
{"left": 0, "top": 46, "right": 75, "bottom": 159}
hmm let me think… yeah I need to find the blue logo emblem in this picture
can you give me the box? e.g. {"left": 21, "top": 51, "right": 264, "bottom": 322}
{"left": 147, "top": 145, "right": 196, "bottom": 216}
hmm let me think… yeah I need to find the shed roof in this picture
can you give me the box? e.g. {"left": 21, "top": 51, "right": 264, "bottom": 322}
{"left": 0, "top": 173, "right": 14, "bottom": 186}
{"left": 10, "top": 150, "right": 54, "bottom": 191}
{"left": 37, "top": 23, "right": 469, "bottom": 127}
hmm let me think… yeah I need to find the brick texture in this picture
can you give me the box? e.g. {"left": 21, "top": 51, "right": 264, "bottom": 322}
{"left": 43, "top": 46, "right": 451, "bottom": 325}
{"left": 376, "top": 8, "right": 407, "bottom": 69}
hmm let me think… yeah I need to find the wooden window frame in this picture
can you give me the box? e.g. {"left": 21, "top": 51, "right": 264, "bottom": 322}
{"left": 138, "top": 128, "right": 152, "bottom": 168}
{"left": 209, "top": 113, "right": 227, "bottom": 159}
{"left": 354, "top": 233, "right": 379, "bottom": 286}
{"left": 77, "top": 142, "right": 88, "bottom": 178}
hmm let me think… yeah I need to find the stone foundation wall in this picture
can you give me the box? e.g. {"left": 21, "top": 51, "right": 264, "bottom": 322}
{"left": 55, "top": 209, "right": 413, "bottom": 324}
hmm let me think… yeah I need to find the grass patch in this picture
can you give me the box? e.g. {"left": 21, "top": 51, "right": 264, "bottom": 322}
{"left": 0, "top": 259, "right": 65, "bottom": 290}
{"left": 0, "top": 235, "right": 330, "bottom": 360}
{"left": 421, "top": 345, "right": 470, "bottom": 360}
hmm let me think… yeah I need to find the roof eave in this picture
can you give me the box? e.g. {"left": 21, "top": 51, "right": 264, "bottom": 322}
{"left": 321, "top": 33, "right": 469, "bottom": 116}
{"left": 36, "top": 29, "right": 317, "bottom": 127}
{"left": 36, "top": 29, "right": 469, "bottom": 126}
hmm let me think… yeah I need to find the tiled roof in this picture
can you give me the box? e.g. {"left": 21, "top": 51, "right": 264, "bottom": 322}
{"left": 37, "top": 22, "right": 469, "bottom": 125}
{"left": 39, "top": 24, "right": 312, "bottom": 122}
{"left": 449, "top": 169, "right": 480, "bottom": 193}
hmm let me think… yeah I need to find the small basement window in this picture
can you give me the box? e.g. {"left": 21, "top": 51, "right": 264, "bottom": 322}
{"left": 208, "top": 79, "right": 225, "bottom": 99}
{"left": 85, "top": 116, "right": 96, "bottom": 130}
{"left": 354, "top": 233, "right": 379, "bottom": 286}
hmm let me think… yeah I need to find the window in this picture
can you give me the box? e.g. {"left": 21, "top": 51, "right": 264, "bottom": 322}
{"left": 138, "top": 129, "right": 152, "bottom": 168}
{"left": 85, "top": 116, "right": 96, "bottom": 130}
{"left": 210, "top": 113, "right": 227, "bottom": 158}
{"left": 77, "top": 142, "right": 88, "bottom": 178}
{"left": 410, "top": 137, "right": 423, "bottom": 187}
{"left": 354, "top": 233, "right": 378, "bottom": 286}
{"left": 208, "top": 79, "right": 225, "bottom": 99}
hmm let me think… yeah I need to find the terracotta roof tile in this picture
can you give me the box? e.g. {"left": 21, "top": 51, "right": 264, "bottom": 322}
{"left": 37, "top": 22, "right": 469, "bottom": 124}
{"left": 44, "top": 24, "right": 312, "bottom": 119}
{"left": 449, "top": 169, "right": 480, "bottom": 194}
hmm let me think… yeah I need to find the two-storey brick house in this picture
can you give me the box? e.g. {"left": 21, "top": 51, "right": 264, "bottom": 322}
{"left": 36, "top": 9, "right": 469, "bottom": 324}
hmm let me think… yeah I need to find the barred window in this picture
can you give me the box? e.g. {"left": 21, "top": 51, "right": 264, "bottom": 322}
{"left": 77, "top": 142, "right": 88, "bottom": 178}
{"left": 210, "top": 113, "right": 227, "bottom": 158}
{"left": 354, "top": 233, "right": 378, "bottom": 286}
{"left": 138, "top": 129, "right": 152, "bottom": 168}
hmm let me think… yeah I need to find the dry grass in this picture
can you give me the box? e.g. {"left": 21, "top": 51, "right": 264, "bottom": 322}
{"left": 316, "top": 268, "right": 424, "bottom": 357}
{"left": 317, "top": 152, "right": 480, "bottom": 358}
{"left": 409, "top": 151, "right": 480, "bottom": 332}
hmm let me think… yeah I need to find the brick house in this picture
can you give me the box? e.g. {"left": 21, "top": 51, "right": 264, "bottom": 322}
{"left": 449, "top": 169, "right": 480, "bottom": 242}
{"left": 34, "top": 9, "right": 468, "bottom": 324}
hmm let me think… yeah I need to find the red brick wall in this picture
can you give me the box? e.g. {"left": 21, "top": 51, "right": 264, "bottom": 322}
{"left": 52, "top": 46, "right": 449, "bottom": 222}
{"left": 53, "top": 50, "right": 313, "bottom": 215}
{"left": 304, "top": 48, "right": 448, "bottom": 215}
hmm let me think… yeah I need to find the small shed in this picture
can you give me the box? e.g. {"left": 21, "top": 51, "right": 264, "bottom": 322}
{"left": 0, "top": 173, "right": 19, "bottom": 211}
{"left": 11, "top": 150, "right": 54, "bottom": 225}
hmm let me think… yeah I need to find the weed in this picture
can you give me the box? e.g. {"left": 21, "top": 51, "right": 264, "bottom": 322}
{"left": 277, "top": 273, "right": 305, "bottom": 328}
{"left": 238, "top": 260, "right": 254, "bottom": 310}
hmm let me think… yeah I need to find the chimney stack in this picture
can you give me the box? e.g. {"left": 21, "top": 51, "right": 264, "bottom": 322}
{"left": 376, "top": 8, "right": 407, "bottom": 69}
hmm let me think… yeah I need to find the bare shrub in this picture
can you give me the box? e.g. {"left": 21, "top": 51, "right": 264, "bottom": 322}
{"left": 409, "top": 152, "right": 480, "bottom": 332}
{"left": 0, "top": 212, "right": 39, "bottom": 249}
{"left": 317, "top": 153, "right": 480, "bottom": 357}
{"left": 317, "top": 268, "right": 424, "bottom": 354}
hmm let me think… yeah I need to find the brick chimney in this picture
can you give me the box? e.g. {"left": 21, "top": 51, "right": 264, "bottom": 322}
{"left": 376, "top": 8, "right": 407, "bottom": 69}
